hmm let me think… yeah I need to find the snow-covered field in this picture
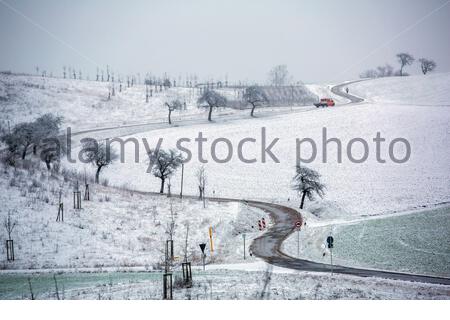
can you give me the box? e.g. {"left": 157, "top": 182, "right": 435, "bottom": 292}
{"left": 0, "top": 162, "right": 268, "bottom": 270}
{"left": 1, "top": 72, "right": 449, "bottom": 299}
{"left": 1, "top": 267, "right": 449, "bottom": 300}
{"left": 348, "top": 73, "right": 450, "bottom": 106}
{"left": 94, "top": 90, "right": 450, "bottom": 219}
{"left": 283, "top": 206, "right": 450, "bottom": 277}
{"left": 0, "top": 73, "right": 205, "bottom": 130}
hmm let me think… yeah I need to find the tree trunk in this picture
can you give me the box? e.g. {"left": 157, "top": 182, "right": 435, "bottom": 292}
{"left": 300, "top": 191, "right": 307, "bottom": 209}
{"left": 168, "top": 110, "right": 172, "bottom": 124}
{"left": 33, "top": 144, "right": 37, "bottom": 155}
{"left": 22, "top": 144, "right": 29, "bottom": 160}
{"left": 160, "top": 178, "right": 165, "bottom": 194}
{"left": 45, "top": 160, "right": 51, "bottom": 170}
{"left": 400, "top": 66, "right": 403, "bottom": 76}
{"left": 251, "top": 104, "right": 256, "bottom": 117}
{"left": 208, "top": 106, "right": 213, "bottom": 121}
{"left": 199, "top": 186, "right": 203, "bottom": 199}
{"left": 95, "top": 166, "right": 102, "bottom": 183}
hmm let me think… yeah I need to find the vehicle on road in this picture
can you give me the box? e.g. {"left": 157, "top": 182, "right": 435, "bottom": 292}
{"left": 314, "top": 98, "right": 335, "bottom": 108}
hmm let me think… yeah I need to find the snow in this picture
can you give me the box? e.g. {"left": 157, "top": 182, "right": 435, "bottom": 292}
{"left": 305, "top": 83, "right": 349, "bottom": 104}
{"left": 0, "top": 163, "right": 268, "bottom": 270}
{"left": 1, "top": 72, "right": 449, "bottom": 299}
{"left": 348, "top": 72, "right": 450, "bottom": 106}
{"left": 1, "top": 267, "right": 448, "bottom": 300}
{"left": 282, "top": 206, "right": 450, "bottom": 277}
{"left": 95, "top": 100, "right": 450, "bottom": 220}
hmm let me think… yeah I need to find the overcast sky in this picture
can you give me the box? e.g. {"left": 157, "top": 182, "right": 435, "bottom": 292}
{"left": 1, "top": 0, "right": 449, "bottom": 83}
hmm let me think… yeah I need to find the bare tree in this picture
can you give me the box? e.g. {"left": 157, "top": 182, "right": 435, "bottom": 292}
{"left": 268, "top": 65, "right": 290, "bottom": 86}
{"left": 165, "top": 99, "right": 183, "bottom": 125}
{"left": 292, "top": 166, "right": 326, "bottom": 209}
{"left": 243, "top": 86, "right": 270, "bottom": 117}
{"left": 419, "top": 58, "right": 437, "bottom": 75}
{"left": 81, "top": 140, "right": 118, "bottom": 183}
{"left": 197, "top": 90, "right": 228, "bottom": 121}
{"left": 396, "top": 53, "right": 415, "bottom": 76}
{"left": 376, "top": 64, "right": 394, "bottom": 77}
{"left": 148, "top": 148, "right": 184, "bottom": 193}
{"left": 196, "top": 165, "right": 207, "bottom": 208}
{"left": 166, "top": 201, "right": 177, "bottom": 241}
{"left": 3, "top": 210, "right": 17, "bottom": 240}
{"left": 1, "top": 122, "right": 34, "bottom": 159}
{"left": 360, "top": 69, "right": 378, "bottom": 79}
{"left": 32, "top": 114, "right": 62, "bottom": 155}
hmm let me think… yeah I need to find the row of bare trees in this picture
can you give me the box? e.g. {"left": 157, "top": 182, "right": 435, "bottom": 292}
{"left": 165, "top": 84, "right": 270, "bottom": 124}
{"left": 361, "top": 53, "right": 437, "bottom": 78}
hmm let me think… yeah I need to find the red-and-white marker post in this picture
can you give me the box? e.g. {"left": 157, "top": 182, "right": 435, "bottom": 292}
{"left": 295, "top": 220, "right": 302, "bottom": 257}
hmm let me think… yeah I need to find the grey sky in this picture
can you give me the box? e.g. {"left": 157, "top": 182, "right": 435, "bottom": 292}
{"left": 1, "top": 0, "right": 449, "bottom": 83}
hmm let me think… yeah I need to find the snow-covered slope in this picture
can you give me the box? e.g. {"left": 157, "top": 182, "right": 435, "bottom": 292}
{"left": 0, "top": 73, "right": 201, "bottom": 130}
{"left": 348, "top": 72, "right": 450, "bottom": 106}
{"left": 0, "top": 163, "right": 267, "bottom": 270}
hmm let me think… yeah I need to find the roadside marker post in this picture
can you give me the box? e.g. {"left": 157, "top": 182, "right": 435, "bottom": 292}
{"left": 326, "top": 235, "right": 334, "bottom": 276}
{"left": 295, "top": 220, "right": 302, "bottom": 257}
{"left": 199, "top": 243, "right": 206, "bottom": 270}
{"left": 208, "top": 227, "right": 214, "bottom": 253}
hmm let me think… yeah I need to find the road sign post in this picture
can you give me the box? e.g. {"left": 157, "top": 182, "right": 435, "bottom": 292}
{"left": 199, "top": 243, "right": 206, "bottom": 270}
{"left": 326, "top": 236, "right": 334, "bottom": 276}
{"left": 295, "top": 220, "right": 302, "bottom": 257}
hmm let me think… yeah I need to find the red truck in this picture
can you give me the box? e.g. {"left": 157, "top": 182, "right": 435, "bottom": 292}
{"left": 314, "top": 98, "right": 335, "bottom": 108}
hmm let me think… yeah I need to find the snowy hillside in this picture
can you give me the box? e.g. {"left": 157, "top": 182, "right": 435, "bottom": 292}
{"left": 348, "top": 72, "right": 450, "bottom": 106}
{"left": 92, "top": 99, "right": 450, "bottom": 219}
{"left": 0, "top": 73, "right": 201, "bottom": 130}
{"left": 0, "top": 162, "right": 268, "bottom": 270}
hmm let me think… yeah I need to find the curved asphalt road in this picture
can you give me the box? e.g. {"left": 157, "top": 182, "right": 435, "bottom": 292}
{"left": 331, "top": 79, "right": 365, "bottom": 103}
{"left": 248, "top": 201, "right": 450, "bottom": 285}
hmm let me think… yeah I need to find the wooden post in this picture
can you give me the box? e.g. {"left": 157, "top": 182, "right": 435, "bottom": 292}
{"left": 73, "top": 191, "right": 81, "bottom": 209}
{"left": 182, "top": 262, "right": 192, "bottom": 287}
{"left": 163, "top": 273, "right": 173, "bottom": 300}
{"left": 57, "top": 190, "right": 64, "bottom": 222}
{"left": 165, "top": 240, "right": 174, "bottom": 261}
{"left": 73, "top": 182, "right": 81, "bottom": 209}
{"left": 180, "top": 163, "right": 184, "bottom": 199}
{"left": 6, "top": 240, "right": 14, "bottom": 261}
{"left": 84, "top": 184, "right": 90, "bottom": 201}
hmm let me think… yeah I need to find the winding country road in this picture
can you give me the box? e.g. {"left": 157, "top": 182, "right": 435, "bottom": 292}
{"left": 248, "top": 82, "right": 450, "bottom": 286}
{"left": 248, "top": 201, "right": 450, "bottom": 285}
{"left": 330, "top": 79, "right": 365, "bottom": 103}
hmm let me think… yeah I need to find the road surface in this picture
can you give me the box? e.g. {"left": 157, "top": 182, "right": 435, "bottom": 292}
{"left": 331, "top": 80, "right": 365, "bottom": 103}
{"left": 248, "top": 201, "right": 450, "bottom": 285}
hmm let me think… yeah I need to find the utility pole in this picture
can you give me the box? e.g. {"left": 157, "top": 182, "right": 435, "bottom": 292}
{"left": 243, "top": 233, "right": 246, "bottom": 260}
{"left": 180, "top": 163, "right": 184, "bottom": 198}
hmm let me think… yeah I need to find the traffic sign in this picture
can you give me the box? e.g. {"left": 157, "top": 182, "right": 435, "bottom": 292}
{"left": 326, "top": 236, "right": 334, "bottom": 248}
{"left": 295, "top": 221, "right": 302, "bottom": 229}
{"left": 199, "top": 243, "right": 206, "bottom": 253}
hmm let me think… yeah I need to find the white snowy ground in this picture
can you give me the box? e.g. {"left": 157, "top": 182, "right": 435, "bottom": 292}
{"left": 305, "top": 83, "right": 349, "bottom": 104}
{"left": 93, "top": 83, "right": 450, "bottom": 219}
{"left": 0, "top": 162, "right": 268, "bottom": 270}
{"left": 1, "top": 73, "right": 449, "bottom": 298}
{"left": 0, "top": 73, "right": 210, "bottom": 130}
{"left": 348, "top": 72, "right": 450, "bottom": 106}
{"left": 1, "top": 266, "right": 449, "bottom": 299}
